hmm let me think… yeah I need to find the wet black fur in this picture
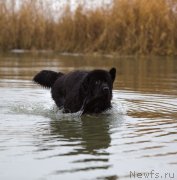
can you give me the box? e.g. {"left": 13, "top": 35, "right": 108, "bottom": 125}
{"left": 33, "top": 68, "right": 116, "bottom": 114}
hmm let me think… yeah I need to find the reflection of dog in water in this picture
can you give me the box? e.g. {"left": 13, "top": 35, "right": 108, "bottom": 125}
{"left": 50, "top": 116, "right": 111, "bottom": 154}
{"left": 33, "top": 68, "right": 116, "bottom": 114}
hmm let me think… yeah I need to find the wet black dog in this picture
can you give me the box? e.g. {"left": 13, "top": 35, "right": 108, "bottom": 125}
{"left": 33, "top": 68, "right": 116, "bottom": 114}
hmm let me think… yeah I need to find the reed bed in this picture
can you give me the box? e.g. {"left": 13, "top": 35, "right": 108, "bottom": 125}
{"left": 0, "top": 0, "right": 177, "bottom": 55}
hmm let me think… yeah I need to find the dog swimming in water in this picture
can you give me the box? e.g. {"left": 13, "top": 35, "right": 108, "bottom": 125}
{"left": 33, "top": 67, "right": 116, "bottom": 114}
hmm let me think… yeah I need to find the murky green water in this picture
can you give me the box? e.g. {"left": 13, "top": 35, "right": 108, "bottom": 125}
{"left": 0, "top": 52, "right": 177, "bottom": 180}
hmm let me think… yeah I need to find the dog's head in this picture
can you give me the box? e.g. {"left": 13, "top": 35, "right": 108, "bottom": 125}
{"left": 81, "top": 68, "right": 116, "bottom": 112}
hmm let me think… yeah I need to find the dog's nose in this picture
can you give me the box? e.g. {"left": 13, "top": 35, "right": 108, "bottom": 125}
{"left": 103, "top": 86, "right": 109, "bottom": 92}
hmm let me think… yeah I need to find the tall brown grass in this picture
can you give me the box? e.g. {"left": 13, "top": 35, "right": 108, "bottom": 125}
{"left": 0, "top": 0, "right": 177, "bottom": 55}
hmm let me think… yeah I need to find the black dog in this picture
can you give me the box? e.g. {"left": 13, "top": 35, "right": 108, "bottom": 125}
{"left": 33, "top": 68, "right": 116, "bottom": 114}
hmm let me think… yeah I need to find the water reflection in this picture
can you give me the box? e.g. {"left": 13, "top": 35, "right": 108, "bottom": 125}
{"left": 49, "top": 114, "right": 124, "bottom": 155}
{"left": 0, "top": 53, "right": 177, "bottom": 95}
{"left": 0, "top": 53, "right": 177, "bottom": 179}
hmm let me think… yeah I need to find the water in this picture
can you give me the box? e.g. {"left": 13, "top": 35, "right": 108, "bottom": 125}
{"left": 0, "top": 52, "right": 177, "bottom": 180}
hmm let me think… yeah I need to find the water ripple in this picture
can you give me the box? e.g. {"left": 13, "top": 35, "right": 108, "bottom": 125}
{"left": 0, "top": 86, "right": 177, "bottom": 180}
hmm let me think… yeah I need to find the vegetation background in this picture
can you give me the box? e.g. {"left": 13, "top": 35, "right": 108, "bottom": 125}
{"left": 0, "top": 0, "right": 177, "bottom": 55}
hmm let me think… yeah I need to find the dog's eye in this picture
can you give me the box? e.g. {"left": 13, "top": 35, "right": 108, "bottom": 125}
{"left": 95, "top": 80, "right": 100, "bottom": 85}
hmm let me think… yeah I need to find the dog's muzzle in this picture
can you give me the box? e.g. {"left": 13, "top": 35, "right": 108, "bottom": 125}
{"left": 102, "top": 85, "right": 110, "bottom": 95}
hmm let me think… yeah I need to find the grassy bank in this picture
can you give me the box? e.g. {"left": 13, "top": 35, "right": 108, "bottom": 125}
{"left": 0, "top": 0, "right": 177, "bottom": 55}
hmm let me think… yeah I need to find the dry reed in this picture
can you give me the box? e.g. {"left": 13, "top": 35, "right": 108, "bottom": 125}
{"left": 0, "top": 0, "right": 177, "bottom": 55}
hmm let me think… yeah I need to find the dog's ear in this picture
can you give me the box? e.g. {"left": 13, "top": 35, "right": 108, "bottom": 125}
{"left": 109, "top": 68, "right": 116, "bottom": 82}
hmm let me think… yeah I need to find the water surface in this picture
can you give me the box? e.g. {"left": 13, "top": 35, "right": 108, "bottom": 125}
{"left": 0, "top": 53, "right": 177, "bottom": 180}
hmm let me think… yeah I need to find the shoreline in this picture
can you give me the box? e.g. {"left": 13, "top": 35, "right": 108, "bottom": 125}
{"left": 6, "top": 49, "right": 176, "bottom": 58}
